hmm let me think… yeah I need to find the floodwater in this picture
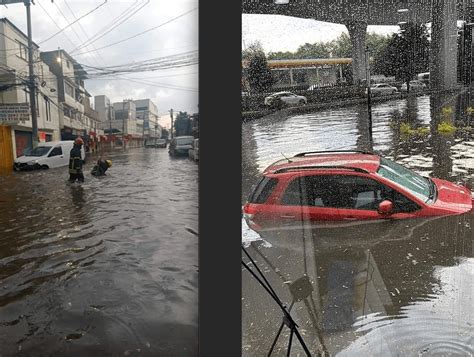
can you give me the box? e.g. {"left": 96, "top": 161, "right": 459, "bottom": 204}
{"left": 0, "top": 148, "right": 198, "bottom": 356}
{"left": 242, "top": 91, "right": 474, "bottom": 356}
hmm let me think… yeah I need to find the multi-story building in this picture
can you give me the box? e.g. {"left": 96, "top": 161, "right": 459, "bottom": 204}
{"left": 133, "top": 98, "right": 162, "bottom": 139}
{"left": 112, "top": 100, "right": 143, "bottom": 138}
{"left": 0, "top": 18, "right": 61, "bottom": 166}
{"left": 94, "top": 94, "right": 113, "bottom": 131}
{"left": 41, "top": 49, "right": 90, "bottom": 140}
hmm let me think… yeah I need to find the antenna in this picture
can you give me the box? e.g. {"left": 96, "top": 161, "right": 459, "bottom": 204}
{"left": 281, "top": 152, "right": 293, "bottom": 163}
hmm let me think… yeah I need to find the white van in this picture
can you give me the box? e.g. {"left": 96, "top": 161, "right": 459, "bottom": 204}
{"left": 13, "top": 141, "right": 85, "bottom": 171}
{"left": 417, "top": 72, "right": 430, "bottom": 84}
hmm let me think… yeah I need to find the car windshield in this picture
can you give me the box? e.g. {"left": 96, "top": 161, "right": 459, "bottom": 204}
{"left": 176, "top": 137, "right": 193, "bottom": 145}
{"left": 377, "top": 157, "right": 431, "bottom": 202}
{"left": 24, "top": 146, "right": 52, "bottom": 157}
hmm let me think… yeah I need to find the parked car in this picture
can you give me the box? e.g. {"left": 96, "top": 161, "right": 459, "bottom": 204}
{"left": 188, "top": 138, "right": 199, "bottom": 161}
{"left": 144, "top": 138, "right": 157, "bottom": 148}
{"left": 13, "top": 140, "right": 85, "bottom": 171}
{"left": 156, "top": 138, "right": 167, "bottom": 148}
{"left": 367, "top": 83, "right": 398, "bottom": 96}
{"left": 400, "top": 80, "right": 427, "bottom": 92}
{"left": 264, "top": 92, "right": 307, "bottom": 107}
{"left": 169, "top": 136, "right": 194, "bottom": 156}
{"left": 417, "top": 72, "right": 430, "bottom": 84}
{"left": 243, "top": 150, "right": 472, "bottom": 231}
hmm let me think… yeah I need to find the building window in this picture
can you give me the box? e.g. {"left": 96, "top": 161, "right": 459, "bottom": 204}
{"left": 66, "top": 60, "right": 70, "bottom": 69}
{"left": 65, "top": 82, "right": 74, "bottom": 98}
{"left": 17, "top": 41, "right": 28, "bottom": 60}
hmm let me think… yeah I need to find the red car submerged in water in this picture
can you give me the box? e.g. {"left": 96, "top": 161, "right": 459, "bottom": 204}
{"left": 243, "top": 151, "right": 473, "bottom": 231}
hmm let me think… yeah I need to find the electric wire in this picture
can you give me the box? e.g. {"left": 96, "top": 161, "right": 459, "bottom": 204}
{"left": 38, "top": 0, "right": 108, "bottom": 45}
{"left": 70, "top": 0, "right": 151, "bottom": 54}
{"left": 71, "top": 7, "right": 198, "bottom": 56}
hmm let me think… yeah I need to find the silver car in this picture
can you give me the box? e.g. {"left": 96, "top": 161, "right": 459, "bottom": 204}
{"left": 400, "top": 80, "right": 427, "bottom": 92}
{"left": 264, "top": 91, "right": 307, "bottom": 107}
{"left": 368, "top": 83, "right": 398, "bottom": 96}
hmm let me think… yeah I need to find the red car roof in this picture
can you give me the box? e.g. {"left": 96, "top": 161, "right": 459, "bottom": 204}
{"left": 264, "top": 153, "right": 381, "bottom": 174}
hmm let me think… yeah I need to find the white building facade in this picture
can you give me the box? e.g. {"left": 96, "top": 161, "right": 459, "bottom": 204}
{"left": 133, "top": 98, "right": 162, "bottom": 139}
{"left": 0, "top": 18, "right": 61, "bottom": 160}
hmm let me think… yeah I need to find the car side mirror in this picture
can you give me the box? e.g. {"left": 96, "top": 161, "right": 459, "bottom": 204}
{"left": 378, "top": 200, "right": 394, "bottom": 215}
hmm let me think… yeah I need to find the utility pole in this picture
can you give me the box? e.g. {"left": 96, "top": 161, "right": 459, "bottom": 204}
{"left": 169, "top": 108, "right": 174, "bottom": 139}
{"left": 365, "top": 47, "right": 373, "bottom": 146}
{"left": 24, "top": 0, "right": 38, "bottom": 148}
{"left": 108, "top": 101, "right": 112, "bottom": 142}
{"left": 122, "top": 99, "right": 126, "bottom": 149}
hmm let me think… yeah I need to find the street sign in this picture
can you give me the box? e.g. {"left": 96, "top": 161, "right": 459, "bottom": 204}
{"left": 0, "top": 103, "right": 30, "bottom": 124}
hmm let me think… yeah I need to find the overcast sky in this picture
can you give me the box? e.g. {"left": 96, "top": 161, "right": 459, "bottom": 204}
{"left": 0, "top": 0, "right": 198, "bottom": 129}
{"left": 242, "top": 14, "right": 400, "bottom": 53}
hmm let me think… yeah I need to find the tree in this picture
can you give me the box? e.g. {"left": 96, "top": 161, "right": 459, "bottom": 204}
{"left": 373, "top": 23, "right": 430, "bottom": 82}
{"left": 242, "top": 42, "right": 274, "bottom": 93}
{"left": 174, "top": 111, "right": 192, "bottom": 136}
{"left": 161, "top": 128, "right": 169, "bottom": 139}
{"left": 330, "top": 33, "right": 352, "bottom": 58}
{"left": 295, "top": 42, "right": 331, "bottom": 58}
{"left": 267, "top": 51, "right": 296, "bottom": 60}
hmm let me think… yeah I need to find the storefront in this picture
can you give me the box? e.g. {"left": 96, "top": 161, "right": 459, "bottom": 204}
{"left": 61, "top": 127, "right": 83, "bottom": 141}
{"left": 14, "top": 130, "right": 32, "bottom": 157}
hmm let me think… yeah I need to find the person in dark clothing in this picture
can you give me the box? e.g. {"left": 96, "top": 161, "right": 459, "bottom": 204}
{"left": 69, "top": 137, "right": 85, "bottom": 183}
{"left": 91, "top": 159, "right": 112, "bottom": 176}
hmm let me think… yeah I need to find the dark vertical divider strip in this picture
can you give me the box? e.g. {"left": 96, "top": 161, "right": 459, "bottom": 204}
{"left": 199, "top": 1, "right": 242, "bottom": 356}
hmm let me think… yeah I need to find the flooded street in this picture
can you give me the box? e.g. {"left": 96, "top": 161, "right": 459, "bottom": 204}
{"left": 242, "top": 93, "right": 474, "bottom": 356}
{"left": 0, "top": 148, "right": 198, "bottom": 356}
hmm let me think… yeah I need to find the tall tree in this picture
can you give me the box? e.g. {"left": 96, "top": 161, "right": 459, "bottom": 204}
{"left": 373, "top": 23, "right": 430, "bottom": 82}
{"left": 242, "top": 42, "right": 274, "bottom": 93}
{"left": 174, "top": 111, "right": 192, "bottom": 136}
{"left": 295, "top": 42, "right": 331, "bottom": 58}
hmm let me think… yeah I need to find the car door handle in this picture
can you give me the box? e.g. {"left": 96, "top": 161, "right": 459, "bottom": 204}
{"left": 280, "top": 215, "right": 295, "bottom": 219}
{"left": 343, "top": 217, "right": 357, "bottom": 221}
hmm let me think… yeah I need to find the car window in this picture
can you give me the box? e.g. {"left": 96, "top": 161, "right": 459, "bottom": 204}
{"left": 280, "top": 174, "right": 419, "bottom": 212}
{"left": 27, "top": 146, "right": 52, "bottom": 157}
{"left": 377, "top": 157, "right": 430, "bottom": 202}
{"left": 248, "top": 177, "right": 278, "bottom": 204}
{"left": 176, "top": 137, "right": 194, "bottom": 145}
{"left": 49, "top": 146, "right": 63, "bottom": 157}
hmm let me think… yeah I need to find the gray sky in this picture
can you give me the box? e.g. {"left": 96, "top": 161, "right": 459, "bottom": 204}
{"left": 1, "top": 0, "right": 198, "bottom": 128}
{"left": 242, "top": 14, "right": 399, "bottom": 53}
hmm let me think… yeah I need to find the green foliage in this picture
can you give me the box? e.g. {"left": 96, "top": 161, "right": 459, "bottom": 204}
{"left": 373, "top": 23, "right": 429, "bottom": 81}
{"left": 161, "top": 128, "right": 169, "bottom": 139}
{"left": 437, "top": 121, "right": 456, "bottom": 134}
{"left": 267, "top": 51, "right": 296, "bottom": 60}
{"left": 174, "top": 111, "right": 192, "bottom": 136}
{"left": 243, "top": 42, "right": 274, "bottom": 93}
{"left": 265, "top": 32, "right": 390, "bottom": 63}
{"left": 399, "top": 122, "right": 430, "bottom": 138}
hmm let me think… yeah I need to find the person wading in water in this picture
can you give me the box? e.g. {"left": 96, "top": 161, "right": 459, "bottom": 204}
{"left": 91, "top": 159, "right": 112, "bottom": 176}
{"left": 69, "top": 137, "right": 85, "bottom": 183}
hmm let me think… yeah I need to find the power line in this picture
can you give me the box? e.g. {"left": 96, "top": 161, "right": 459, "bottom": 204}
{"left": 38, "top": 0, "right": 108, "bottom": 44}
{"left": 68, "top": 0, "right": 142, "bottom": 54}
{"left": 59, "top": 0, "right": 106, "bottom": 67}
{"left": 70, "top": 0, "right": 151, "bottom": 54}
{"left": 51, "top": 0, "right": 102, "bottom": 67}
{"left": 36, "top": 0, "right": 79, "bottom": 51}
{"left": 71, "top": 7, "right": 198, "bottom": 56}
